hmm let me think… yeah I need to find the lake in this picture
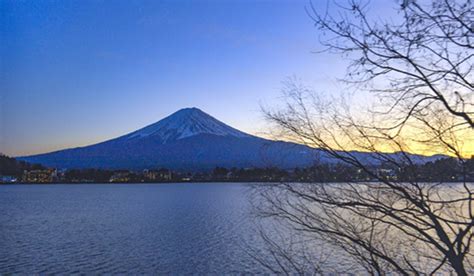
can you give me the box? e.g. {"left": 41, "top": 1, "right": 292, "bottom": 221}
{"left": 0, "top": 183, "right": 268, "bottom": 274}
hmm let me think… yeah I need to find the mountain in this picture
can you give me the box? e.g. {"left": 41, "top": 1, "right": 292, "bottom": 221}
{"left": 18, "top": 108, "right": 324, "bottom": 170}
{"left": 122, "top": 107, "right": 251, "bottom": 142}
{"left": 18, "top": 107, "right": 444, "bottom": 171}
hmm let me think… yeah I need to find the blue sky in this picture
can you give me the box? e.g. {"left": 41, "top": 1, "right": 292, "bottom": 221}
{"left": 1, "top": 0, "right": 393, "bottom": 156}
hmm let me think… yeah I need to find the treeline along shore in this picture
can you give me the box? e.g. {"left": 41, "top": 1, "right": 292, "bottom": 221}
{"left": 1, "top": 154, "right": 473, "bottom": 184}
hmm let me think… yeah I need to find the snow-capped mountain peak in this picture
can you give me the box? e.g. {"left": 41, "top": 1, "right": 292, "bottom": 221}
{"left": 124, "top": 107, "right": 251, "bottom": 143}
{"left": 19, "top": 107, "right": 443, "bottom": 170}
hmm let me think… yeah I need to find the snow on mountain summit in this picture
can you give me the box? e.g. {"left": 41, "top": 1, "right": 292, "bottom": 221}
{"left": 19, "top": 107, "right": 442, "bottom": 170}
{"left": 124, "top": 107, "right": 252, "bottom": 143}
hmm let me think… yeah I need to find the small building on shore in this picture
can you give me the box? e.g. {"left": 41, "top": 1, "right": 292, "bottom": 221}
{"left": 143, "top": 169, "right": 172, "bottom": 182}
{"left": 0, "top": 175, "right": 18, "bottom": 183}
{"left": 22, "top": 169, "right": 57, "bottom": 183}
{"left": 109, "top": 171, "right": 132, "bottom": 183}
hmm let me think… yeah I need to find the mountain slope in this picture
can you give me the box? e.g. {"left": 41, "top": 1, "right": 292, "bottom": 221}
{"left": 18, "top": 108, "right": 323, "bottom": 170}
{"left": 122, "top": 107, "right": 251, "bottom": 142}
{"left": 18, "top": 107, "right": 443, "bottom": 171}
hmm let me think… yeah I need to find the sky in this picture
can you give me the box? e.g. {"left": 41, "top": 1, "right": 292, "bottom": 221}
{"left": 1, "top": 0, "right": 394, "bottom": 156}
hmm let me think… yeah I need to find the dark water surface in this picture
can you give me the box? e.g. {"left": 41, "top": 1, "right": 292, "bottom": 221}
{"left": 0, "top": 183, "right": 266, "bottom": 274}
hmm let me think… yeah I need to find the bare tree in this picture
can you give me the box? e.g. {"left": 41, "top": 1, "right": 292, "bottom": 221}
{"left": 310, "top": 0, "right": 473, "bottom": 129}
{"left": 254, "top": 0, "right": 473, "bottom": 274}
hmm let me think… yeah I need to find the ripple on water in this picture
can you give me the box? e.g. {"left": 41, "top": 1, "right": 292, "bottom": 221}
{"left": 0, "top": 183, "right": 268, "bottom": 274}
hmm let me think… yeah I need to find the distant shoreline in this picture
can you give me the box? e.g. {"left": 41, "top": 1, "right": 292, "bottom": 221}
{"left": 1, "top": 180, "right": 273, "bottom": 185}
{"left": 2, "top": 181, "right": 471, "bottom": 185}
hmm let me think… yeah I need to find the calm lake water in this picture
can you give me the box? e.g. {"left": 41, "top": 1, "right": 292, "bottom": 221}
{"left": 0, "top": 183, "right": 268, "bottom": 274}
